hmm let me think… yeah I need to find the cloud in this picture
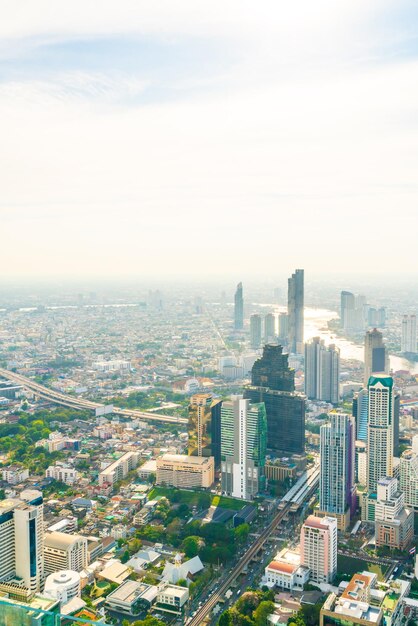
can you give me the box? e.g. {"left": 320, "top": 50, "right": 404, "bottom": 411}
{"left": 1, "top": 1, "right": 418, "bottom": 276}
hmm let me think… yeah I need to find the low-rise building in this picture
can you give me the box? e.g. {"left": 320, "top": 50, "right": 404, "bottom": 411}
{"left": 156, "top": 454, "right": 214, "bottom": 488}
{"left": 156, "top": 583, "right": 189, "bottom": 614}
{"left": 44, "top": 570, "right": 81, "bottom": 604}
{"left": 99, "top": 451, "right": 140, "bottom": 486}
{"left": 105, "top": 580, "right": 158, "bottom": 615}
{"left": 46, "top": 464, "right": 78, "bottom": 485}
{"left": 264, "top": 548, "right": 310, "bottom": 591}
{"left": 1, "top": 466, "right": 29, "bottom": 485}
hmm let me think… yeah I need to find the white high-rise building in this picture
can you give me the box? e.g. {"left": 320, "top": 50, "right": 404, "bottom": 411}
{"left": 399, "top": 436, "right": 418, "bottom": 511}
{"left": 0, "top": 490, "right": 44, "bottom": 593}
{"left": 305, "top": 338, "right": 340, "bottom": 404}
{"left": 366, "top": 376, "right": 394, "bottom": 494}
{"left": 363, "top": 376, "right": 394, "bottom": 522}
{"left": 221, "top": 396, "right": 267, "bottom": 500}
{"left": 319, "top": 413, "right": 355, "bottom": 530}
{"left": 401, "top": 315, "right": 417, "bottom": 354}
{"left": 44, "top": 531, "right": 88, "bottom": 575}
{"left": 300, "top": 515, "right": 337, "bottom": 584}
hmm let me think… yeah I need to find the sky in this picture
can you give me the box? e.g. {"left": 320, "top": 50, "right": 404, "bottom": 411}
{"left": 2, "top": 1, "right": 418, "bottom": 278}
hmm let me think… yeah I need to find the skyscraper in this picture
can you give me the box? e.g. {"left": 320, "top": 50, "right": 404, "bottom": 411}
{"left": 300, "top": 516, "right": 337, "bottom": 584}
{"left": 363, "top": 376, "right": 394, "bottom": 521}
{"left": 0, "top": 490, "right": 44, "bottom": 594}
{"left": 352, "top": 388, "right": 368, "bottom": 442}
{"left": 250, "top": 314, "right": 262, "bottom": 349}
{"left": 288, "top": 269, "right": 304, "bottom": 354}
{"left": 221, "top": 396, "right": 267, "bottom": 500}
{"left": 234, "top": 282, "right": 244, "bottom": 330}
{"left": 401, "top": 314, "right": 417, "bottom": 354}
{"left": 364, "top": 328, "right": 389, "bottom": 386}
{"left": 188, "top": 394, "right": 222, "bottom": 470}
{"left": 304, "top": 338, "right": 340, "bottom": 404}
{"left": 278, "top": 312, "right": 289, "bottom": 342}
{"left": 399, "top": 436, "right": 418, "bottom": 512}
{"left": 318, "top": 413, "right": 355, "bottom": 530}
{"left": 340, "top": 291, "right": 365, "bottom": 331}
{"left": 244, "top": 344, "right": 305, "bottom": 455}
{"left": 264, "top": 313, "right": 276, "bottom": 343}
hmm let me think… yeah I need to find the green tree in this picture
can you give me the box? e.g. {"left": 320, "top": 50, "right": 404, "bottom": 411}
{"left": 0, "top": 489, "right": 5, "bottom": 501}
{"left": 234, "top": 523, "right": 250, "bottom": 544}
{"left": 253, "top": 601, "right": 275, "bottom": 626}
{"left": 120, "top": 550, "right": 130, "bottom": 564}
{"left": 236, "top": 591, "right": 260, "bottom": 616}
{"left": 181, "top": 536, "right": 200, "bottom": 558}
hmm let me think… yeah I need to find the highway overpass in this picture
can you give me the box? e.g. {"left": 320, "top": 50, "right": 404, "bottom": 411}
{"left": 0, "top": 368, "right": 187, "bottom": 425}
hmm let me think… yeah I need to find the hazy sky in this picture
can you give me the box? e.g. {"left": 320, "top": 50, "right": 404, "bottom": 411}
{"left": 2, "top": 1, "right": 418, "bottom": 277}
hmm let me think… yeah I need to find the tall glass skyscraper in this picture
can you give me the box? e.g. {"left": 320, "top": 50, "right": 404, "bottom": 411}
{"left": 221, "top": 396, "right": 267, "bottom": 500}
{"left": 318, "top": 413, "right": 355, "bottom": 530}
{"left": 244, "top": 344, "right": 305, "bottom": 455}
{"left": 188, "top": 394, "right": 222, "bottom": 470}
{"left": 234, "top": 282, "right": 244, "bottom": 330}
{"left": 288, "top": 269, "right": 304, "bottom": 354}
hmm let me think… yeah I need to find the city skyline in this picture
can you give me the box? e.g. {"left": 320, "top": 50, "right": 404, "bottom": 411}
{"left": 1, "top": 1, "right": 418, "bottom": 277}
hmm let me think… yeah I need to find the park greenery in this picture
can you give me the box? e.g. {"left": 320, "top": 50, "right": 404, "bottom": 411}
{"left": 217, "top": 590, "right": 276, "bottom": 626}
{"left": 0, "top": 407, "right": 91, "bottom": 472}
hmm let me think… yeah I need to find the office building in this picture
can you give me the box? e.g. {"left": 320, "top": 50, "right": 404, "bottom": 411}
{"left": 250, "top": 314, "right": 262, "bottom": 349}
{"left": 401, "top": 314, "right": 417, "bottom": 354}
{"left": 362, "top": 376, "right": 394, "bottom": 522}
{"left": 264, "top": 313, "right": 276, "bottom": 343}
{"left": 375, "top": 477, "right": 413, "bottom": 550}
{"left": 318, "top": 413, "right": 355, "bottom": 531}
{"left": 99, "top": 451, "right": 140, "bottom": 486}
{"left": 399, "top": 437, "right": 418, "bottom": 511}
{"left": 156, "top": 454, "right": 214, "bottom": 489}
{"left": 278, "top": 312, "right": 289, "bottom": 341}
{"left": 0, "top": 490, "right": 44, "bottom": 594}
{"left": 352, "top": 388, "right": 368, "bottom": 442}
{"left": 245, "top": 344, "right": 305, "bottom": 455}
{"left": 340, "top": 291, "right": 365, "bottom": 331}
{"left": 44, "top": 532, "right": 88, "bottom": 575}
{"left": 188, "top": 394, "right": 222, "bottom": 470}
{"left": 364, "top": 329, "right": 389, "bottom": 386}
{"left": 288, "top": 269, "right": 304, "bottom": 353}
{"left": 221, "top": 396, "right": 267, "bottom": 500}
{"left": 300, "top": 515, "right": 337, "bottom": 584}
{"left": 234, "top": 282, "right": 244, "bottom": 330}
{"left": 305, "top": 338, "right": 340, "bottom": 404}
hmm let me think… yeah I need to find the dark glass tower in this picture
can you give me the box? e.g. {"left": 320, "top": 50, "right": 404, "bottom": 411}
{"left": 234, "top": 282, "right": 244, "bottom": 330}
{"left": 188, "top": 394, "right": 222, "bottom": 470}
{"left": 244, "top": 344, "right": 305, "bottom": 455}
{"left": 288, "top": 269, "right": 304, "bottom": 353}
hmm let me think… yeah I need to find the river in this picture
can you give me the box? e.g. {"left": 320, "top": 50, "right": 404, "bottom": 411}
{"left": 302, "top": 307, "right": 418, "bottom": 374}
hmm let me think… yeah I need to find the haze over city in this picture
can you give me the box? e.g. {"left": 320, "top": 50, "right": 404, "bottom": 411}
{"left": 2, "top": 0, "right": 418, "bottom": 277}
{"left": 1, "top": 3, "right": 418, "bottom": 626}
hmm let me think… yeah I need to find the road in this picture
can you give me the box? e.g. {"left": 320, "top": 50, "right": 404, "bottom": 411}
{"left": 187, "top": 475, "right": 318, "bottom": 626}
{"left": 0, "top": 367, "right": 187, "bottom": 424}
